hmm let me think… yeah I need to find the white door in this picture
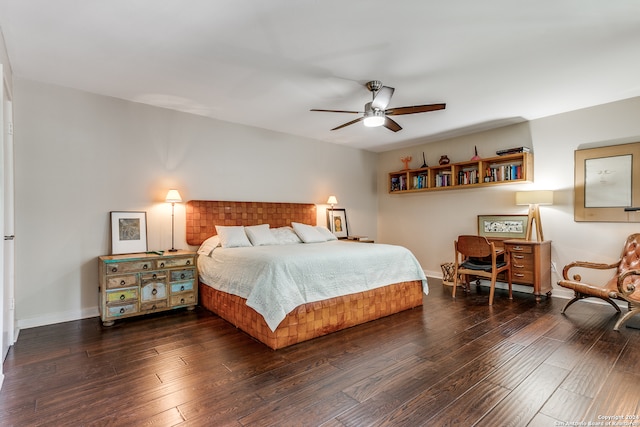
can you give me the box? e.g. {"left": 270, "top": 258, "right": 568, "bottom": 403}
{"left": 1, "top": 66, "right": 15, "bottom": 362}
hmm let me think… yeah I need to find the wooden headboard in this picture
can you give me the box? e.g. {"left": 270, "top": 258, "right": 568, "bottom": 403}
{"left": 186, "top": 200, "right": 317, "bottom": 246}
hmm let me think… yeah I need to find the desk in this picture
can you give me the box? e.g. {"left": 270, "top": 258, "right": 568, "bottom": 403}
{"left": 503, "top": 240, "right": 552, "bottom": 302}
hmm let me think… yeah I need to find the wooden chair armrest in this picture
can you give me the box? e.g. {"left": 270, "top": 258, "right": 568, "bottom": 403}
{"left": 557, "top": 279, "right": 618, "bottom": 299}
{"left": 617, "top": 270, "right": 640, "bottom": 301}
{"left": 562, "top": 260, "right": 621, "bottom": 281}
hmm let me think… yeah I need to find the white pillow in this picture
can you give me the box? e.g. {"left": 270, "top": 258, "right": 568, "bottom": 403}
{"left": 292, "top": 222, "right": 326, "bottom": 243}
{"left": 245, "top": 224, "right": 278, "bottom": 246}
{"left": 316, "top": 226, "right": 338, "bottom": 241}
{"left": 272, "top": 226, "right": 302, "bottom": 245}
{"left": 215, "top": 225, "right": 252, "bottom": 248}
{"left": 197, "top": 235, "right": 220, "bottom": 256}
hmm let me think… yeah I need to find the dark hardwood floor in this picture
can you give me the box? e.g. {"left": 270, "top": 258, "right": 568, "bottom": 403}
{"left": 1, "top": 280, "right": 640, "bottom": 426}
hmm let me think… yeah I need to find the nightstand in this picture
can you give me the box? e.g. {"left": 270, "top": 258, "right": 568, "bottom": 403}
{"left": 98, "top": 250, "right": 198, "bottom": 326}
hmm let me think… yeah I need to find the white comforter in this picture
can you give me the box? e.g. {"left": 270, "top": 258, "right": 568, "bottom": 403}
{"left": 198, "top": 240, "right": 428, "bottom": 331}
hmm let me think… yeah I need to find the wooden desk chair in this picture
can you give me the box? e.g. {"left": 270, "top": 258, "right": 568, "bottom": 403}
{"left": 453, "top": 235, "right": 512, "bottom": 305}
{"left": 558, "top": 233, "right": 640, "bottom": 331}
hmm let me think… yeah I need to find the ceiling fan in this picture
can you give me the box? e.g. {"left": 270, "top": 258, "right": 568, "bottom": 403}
{"left": 311, "top": 80, "right": 445, "bottom": 132}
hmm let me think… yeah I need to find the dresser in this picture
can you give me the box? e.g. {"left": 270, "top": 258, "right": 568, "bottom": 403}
{"left": 503, "top": 240, "right": 552, "bottom": 302}
{"left": 98, "top": 250, "right": 198, "bottom": 326}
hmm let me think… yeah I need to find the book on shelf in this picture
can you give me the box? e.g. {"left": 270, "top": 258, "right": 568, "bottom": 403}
{"left": 347, "top": 235, "right": 368, "bottom": 241}
{"left": 496, "top": 146, "right": 531, "bottom": 156}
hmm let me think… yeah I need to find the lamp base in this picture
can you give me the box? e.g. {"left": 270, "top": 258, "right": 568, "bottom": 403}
{"left": 168, "top": 248, "right": 178, "bottom": 252}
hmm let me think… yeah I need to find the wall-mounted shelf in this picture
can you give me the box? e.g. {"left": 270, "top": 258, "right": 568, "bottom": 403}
{"left": 389, "top": 152, "right": 533, "bottom": 194}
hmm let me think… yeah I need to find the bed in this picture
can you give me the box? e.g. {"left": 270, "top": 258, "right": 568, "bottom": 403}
{"left": 186, "top": 200, "right": 427, "bottom": 349}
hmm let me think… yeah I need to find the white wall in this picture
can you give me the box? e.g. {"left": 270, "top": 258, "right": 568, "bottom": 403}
{"left": 378, "top": 96, "right": 640, "bottom": 297}
{"left": 13, "top": 79, "right": 378, "bottom": 328}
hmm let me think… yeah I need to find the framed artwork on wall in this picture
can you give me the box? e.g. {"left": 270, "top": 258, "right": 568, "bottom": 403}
{"left": 574, "top": 142, "right": 640, "bottom": 222}
{"left": 326, "top": 208, "right": 349, "bottom": 239}
{"left": 477, "top": 215, "right": 529, "bottom": 239}
{"left": 110, "top": 211, "right": 148, "bottom": 254}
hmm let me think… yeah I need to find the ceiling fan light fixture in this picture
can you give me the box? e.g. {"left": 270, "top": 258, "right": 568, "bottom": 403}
{"left": 363, "top": 110, "right": 385, "bottom": 127}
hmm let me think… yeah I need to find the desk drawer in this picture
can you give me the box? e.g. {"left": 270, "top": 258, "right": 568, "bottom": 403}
{"left": 511, "top": 268, "right": 534, "bottom": 284}
{"left": 506, "top": 243, "right": 533, "bottom": 254}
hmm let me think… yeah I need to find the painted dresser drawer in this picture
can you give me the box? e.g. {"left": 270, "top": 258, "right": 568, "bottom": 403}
{"left": 171, "top": 280, "right": 194, "bottom": 294}
{"left": 159, "top": 257, "right": 195, "bottom": 269}
{"left": 107, "top": 303, "right": 138, "bottom": 317}
{"left": 171, "top": 293, "right": 196, "bottom": 307}
{"left": 106, "top": 288, "right": 138, "bottom": 304}
{"left": 106, "top": 274, "right": 138, "bottom": 289}
{"left": 140, "top": 300, "right": 168, "bottom": 312}
{"left": 170, "top": 269, "right": 195, "bottom": 282}
{"left": 140, "top": 282, "right": 167, "bottom": 302}
{"left": 106, "top": 260, "right": 153, "bottom": 274}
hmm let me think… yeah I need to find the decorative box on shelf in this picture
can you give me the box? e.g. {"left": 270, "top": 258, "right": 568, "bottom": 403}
{"left": 388, "top": 152, "right": 533, "bottom": 194}
{"left": 98, "top": 250, "right": 198, "bottom": 326}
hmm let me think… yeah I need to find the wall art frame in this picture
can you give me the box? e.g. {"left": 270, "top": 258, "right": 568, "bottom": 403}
{"left": 477, "top": 214, "right": 529, "bottom": 239}
{"left": 326, "top": 208, "right": 349, "bottom": 239}
{"left": 574, "top": 142, "right": 640, "bottom": 222}
{"left": 110, "top": 211, "right": 148, "bottom": 254}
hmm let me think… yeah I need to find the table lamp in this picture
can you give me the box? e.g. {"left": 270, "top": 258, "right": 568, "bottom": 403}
{"left": 515, "top": 190, "right": 553, "bottom": 241}
{"left": 165, "top": 189, "right": 182, "bottom": 252}
{"left": 327, "top": 195, "right": 338, "bottom": 233}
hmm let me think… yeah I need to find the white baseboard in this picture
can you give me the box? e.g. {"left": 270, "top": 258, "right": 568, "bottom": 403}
{"left": 16, "top": 306, "right": 99, "bottom": 331}
{"left": 425, "top": 270, "right": 626, "bottom": 308}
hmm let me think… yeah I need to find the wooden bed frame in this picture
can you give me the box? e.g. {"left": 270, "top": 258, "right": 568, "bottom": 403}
{"left": 186, "top": 200, "right": 424, "bottom": 349}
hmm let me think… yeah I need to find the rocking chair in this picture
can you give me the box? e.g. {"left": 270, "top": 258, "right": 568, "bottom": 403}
{"left": 558, "top": 233, "right": 640, "bottom": 331}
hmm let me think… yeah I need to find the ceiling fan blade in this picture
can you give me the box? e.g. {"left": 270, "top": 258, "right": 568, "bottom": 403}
{"left": 383, "top": 117, "right": 402, "bottom": 132}
{"left": 331, "top": 117, "right": 364, "bottom": 131}
{"left": 310, "top": 108, "right": 361, "bottom": 114}
{"left": 371, "top": 86, "right": 395, "bottom": 110}
{"left": 386, "top": 103, "right": 446, "bottom": 116}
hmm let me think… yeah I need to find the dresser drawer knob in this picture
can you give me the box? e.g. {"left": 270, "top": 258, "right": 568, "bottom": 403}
{"left": 152, "top": 274, "right": 157, "bottom": 279}
{"left": 186, "top": 260, "right": 191, "bottom": 265}
{"left": 514, "top": 264, "right": 525, "bottom": 269}
{"left": 180, "top": 285, "right": 185, "bottom": 291}
{"left": 111, "top": 267, "right": 118, "bottom": 273}
{"left": 119, "top": 294, "right": 126, "bottom": 301}
{"left": 151, "top": 304, "right": 156, "bottom": 310}
{"left": 160, "top": 262, "right": 165, "bottom": 268}
{"left": 514, "top": 273, "right": 525, "bottom": 278}
{"left": 143, "top": 264, "right": 148, "bottom": 270}
{"left": 120, "top": 280, "right": 126, "bottom": 286}
{"left": 180, "top": 298, "right": 185, "bottom": 304}
{"left": 513, "top": 254, "right": 525, "bottom": 259}
{"left": 119, "top": 307, "right": 125, "bottom": 314}
{"left": 513, "top": 246, "right": 523, "bottom": 251}
{"left": 180, "top": 273, "right": 186, "bottom": 280}
{"left": 152, "top": 288, "right": 158, "bottom": 296}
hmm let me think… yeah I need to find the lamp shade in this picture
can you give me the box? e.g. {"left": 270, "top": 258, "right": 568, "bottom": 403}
{"left": 327, "top": 195, "right": 338, "bottom": 205}
{"left": 515, "top": 190, "right": 553, "bottom": 206}
{"left": 165, "top": 189, "right": 182, "bottom": 203}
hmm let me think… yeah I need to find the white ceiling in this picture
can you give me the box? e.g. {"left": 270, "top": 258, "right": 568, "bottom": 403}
{"left": 1, "top": 1, "right": 639, "bottom": 152}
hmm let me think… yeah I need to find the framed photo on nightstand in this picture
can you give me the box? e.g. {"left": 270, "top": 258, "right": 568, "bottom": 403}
{"left": 110, "top": 211, "right": 148, "bottom": 254}
{"left": 327, "top": 208, "right": 349, "bottom": 239}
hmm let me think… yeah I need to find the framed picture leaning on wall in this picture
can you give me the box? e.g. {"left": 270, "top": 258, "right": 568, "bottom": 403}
{"left": 110, "top": 211, "right": 148, "bottom": 254}
{"left": 326, "top": 208, "right": 349, "bottom": 239}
